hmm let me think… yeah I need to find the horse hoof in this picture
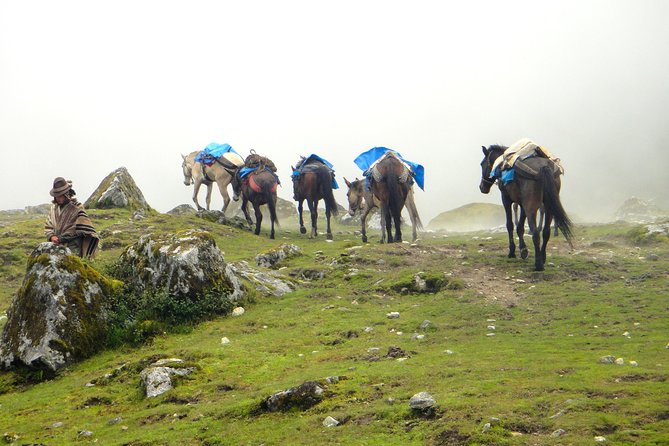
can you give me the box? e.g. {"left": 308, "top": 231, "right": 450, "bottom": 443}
{"left": 520, "top": 248, "right": 529, "bottom": 260}
{"left": 326, "top": 234, "right": 333, "bottom": 241}
{"left": 508, "top": 253, "right": 516, "bottom": 259}
{"left": 300, "top": 227, "right": 307, "bottom": 234}
{"left": 361, "top": 235, "right": 368, "bottom": 243}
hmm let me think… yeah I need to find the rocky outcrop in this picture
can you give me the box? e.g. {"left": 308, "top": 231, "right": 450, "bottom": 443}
{"left": 255, "top": 244, "right": 302, "bottom": 268}
{"left": 84, "top": 167, "right": 153, "bottom": 212}
{"left": 615, "top": 197, "right": 669, "bottom": 224}
{"left": 140, "top": 358, "right": 196, "bottom": 398}
{"left": 113, "top": 230, "right": 244, "bottom": 301}
{"left": 0, "top": 243, "right": 121, "bottom": 371}
{"left": 167, "top": 204, "right": 197, "bottom": 215}
{"left": 258, "top": 381, "right": 326, "bottom": 412}
{"left": 229, "top": 261, "right": 294, "bottom": 297}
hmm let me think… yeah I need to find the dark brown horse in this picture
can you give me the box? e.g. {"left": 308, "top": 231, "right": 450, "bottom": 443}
{"left": 231, "top": 168, "right": 279, "bottom": 239}
{"left": 344, "top": 177, "right": 422, "bottom": 243}
{"left": 368, "top": 153, "right": 413, "bottom": 243}
{"left": 291, "top": 157, "right": 339, "bottom": 240}
{"left": 479, "top": 144, "right": 573, "bottom": 271}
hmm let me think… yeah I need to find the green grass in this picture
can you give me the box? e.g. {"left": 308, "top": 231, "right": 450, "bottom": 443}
{"left": 0, "top": 211, "right": 667, "bottom": 445}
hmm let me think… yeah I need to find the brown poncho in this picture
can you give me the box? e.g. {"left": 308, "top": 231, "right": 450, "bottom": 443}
{"left": 45, "top": 198, "right": 99, "bottom": 259}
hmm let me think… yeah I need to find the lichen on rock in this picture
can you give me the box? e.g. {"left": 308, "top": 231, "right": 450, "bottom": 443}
{"left": 0, "top": 243, "right": 121, "bottom": 371}
{"left": 84, "top": 167, "right": 153, "bottom": 212}
{"left": 112, "top": 230, "right": 246, "bottom": 322}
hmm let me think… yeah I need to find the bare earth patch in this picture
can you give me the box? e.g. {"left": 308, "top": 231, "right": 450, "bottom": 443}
{"left": 455, "top": 264, "right": 523, "bottom": 307}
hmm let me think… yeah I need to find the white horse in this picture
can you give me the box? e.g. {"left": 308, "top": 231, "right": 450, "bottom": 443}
{"left": 181, "top": 150, "right": 244, "bottom": 214}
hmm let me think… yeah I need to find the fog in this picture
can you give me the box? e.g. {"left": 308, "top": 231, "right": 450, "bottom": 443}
{"left": 1, "top": 1, "right": 668, "bottom": 223}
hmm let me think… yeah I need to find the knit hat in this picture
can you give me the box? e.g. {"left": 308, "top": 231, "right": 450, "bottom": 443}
{"left": 50, "top": 177, "right": 72, "bottom": 197}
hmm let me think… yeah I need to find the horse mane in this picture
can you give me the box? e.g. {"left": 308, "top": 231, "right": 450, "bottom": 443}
{"left": 488, "top": 144, "right": 508, "bottom": 153}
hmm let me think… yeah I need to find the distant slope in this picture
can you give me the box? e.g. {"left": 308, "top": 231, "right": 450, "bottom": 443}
{"left": 428, "top": 202, "right": 505, "bottom": 232}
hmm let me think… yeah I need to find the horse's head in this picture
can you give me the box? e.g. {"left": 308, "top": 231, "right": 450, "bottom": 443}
{"left": 344, "top": 177, "right": 364, "bottom": 216}
{"left": 479, "top": 145, "right": 505, "bottom": 194}
{"left": 181, "top": 154, "right": 194, "bottom": 186}
{"left": 290, "top": 165, "right": 300, "bottom": 200}
{"left": 231, "top": 168, "right": 242, "bottom": 201}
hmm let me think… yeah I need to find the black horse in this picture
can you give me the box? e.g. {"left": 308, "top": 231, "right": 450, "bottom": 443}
{"left": 231, "top": 168, "right": 279, "bottom": 239}
{"left": 291, "top": 157, "right": 338, "bottom": 240}
{"left": 479, "top": 144, "right": 573, "bottom": 271}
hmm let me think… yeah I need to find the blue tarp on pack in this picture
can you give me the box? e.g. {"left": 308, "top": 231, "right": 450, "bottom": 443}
{"left": 291, "top": 153, "right": 339, "bottom": 189}
{"left": 194, "top": 142, "right": 240, "bottom": 164}
{"left": 500, "top": 168, "right": 515, "bottom": 185}
{"left": 353, "top": 147, "right": 425, "bottom": 190}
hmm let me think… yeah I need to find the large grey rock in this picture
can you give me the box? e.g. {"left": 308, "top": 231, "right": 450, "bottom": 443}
{"left": 255, "top": 244, "right": 302, "bottom": 268}
{"left": 258, "top": 381, "right": 325, "bottom": 412}
{"left": 230, "top": 261, "right": 294, "bottom": 297}
{"left": 0, "top": 243, "right": 119, "bottom": 371}
{"left": 409, "top": 392, "right": 436, "bottom": 410}
{"left": 114, "top": 230, "right": 243, "bottom": 300}
{"left": 85, "top": 167, "right": 153, "bottom": 212}
{"left": 140, "top": 358, "right": 195, "bottom": 398}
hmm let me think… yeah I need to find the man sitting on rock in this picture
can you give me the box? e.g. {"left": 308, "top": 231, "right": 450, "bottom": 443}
{"left": 45, "top": 177, "right": 99, "bottom": 259}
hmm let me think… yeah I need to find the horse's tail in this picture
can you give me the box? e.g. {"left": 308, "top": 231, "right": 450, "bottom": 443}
{"left": 386, "top": 165, "right": 405, "bottom": 223}
{"left": 262, "top": 179, "right": 280, "bottom": 227}
{"left": 540, "top": 166, "right": 573, "bottom": 243}
{"left": 405, "top": 187, "right": 424, "bottom": 231}
{"left": 317, "top": 167, "right": 338, "bottom": 216}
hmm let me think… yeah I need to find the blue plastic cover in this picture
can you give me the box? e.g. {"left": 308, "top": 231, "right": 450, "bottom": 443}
{"left": 353, "top": 147, "right": 424, "bottom": 190}
{"left": 292, "top": 153, "right": 339, "bottom": 189}
{"left": 501, "top": 168, "right": 515, "bottom": 185}
{"left": 194, "top": 142, "right": 239, "bottom": 163}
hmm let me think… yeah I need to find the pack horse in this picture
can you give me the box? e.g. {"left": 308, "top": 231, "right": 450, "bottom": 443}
{"left": 231, "top": 152, "right": 280, "bottom": 239}
{"left": 479, "top": 138, "right": 573, "bottom": 271}
{"left": 348, "top": 147, "right": 424, "bottom": 243}
{"left": 181, "top": 143, "right": 244, "bottom": 214}
{"left": 291, "top": 154, "right": 339, "bottom": 240}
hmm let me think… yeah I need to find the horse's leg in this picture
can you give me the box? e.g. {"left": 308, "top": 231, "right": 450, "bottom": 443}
{"left": 360, "top": 206, "right": 372, "bottom": 243}
{"left": 517, "top": 208, "right": 529, "bottom": 260}
{"left": 382, "top": 203, "right": 392, "bottom": 244}
{"left": 393, "top": 204, "right": 402, "bottom": 243}
{"left": 253, "top": 201, "right": 263, "bottom": 236}
{"left": 308, "top": 198, "right": 318, "bottom": 239}
{"left": 541, "top": 213, "right": 553, "bottom": 265}
{"left": 297, "top": 199, "right": 307, "bottom": 234}
{"left": 217, "top": 179, "right": 231, "bottom": 214}
{"left": 241, "top": 197, "right": 253, "bottom": 227}
{"left": 502, "top": 195, "right": 516, "bottom": 258}
{"left": 192, "top": 181, "right": 204, "bottom": 211}
{"left": 325, "top": 200, "right": 333, "bottom": 241}
{"left": 526, "top": 210, "right": 543, "bottom": 271}
{"left": 205, "top": 183, "right": 213, "bottom": 211}
{"left": 408, "top": 205, "right": 417, "bottom": 242}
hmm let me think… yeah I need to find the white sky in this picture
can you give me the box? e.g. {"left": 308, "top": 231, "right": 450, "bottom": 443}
{"left": 1, "top": 1, "right": 668, "bottom": 222}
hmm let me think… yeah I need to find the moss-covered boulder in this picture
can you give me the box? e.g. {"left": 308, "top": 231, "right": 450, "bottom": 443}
{"left": 0, "top": 243, "right": 121, "bottom": 371}
{"left": 84, "top": 167, "right": 154, "bottom": 212}
{"left": 113, "top": 230, "right": 244, "bottom": 301}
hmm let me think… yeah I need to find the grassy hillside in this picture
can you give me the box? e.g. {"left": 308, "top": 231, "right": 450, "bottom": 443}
{"left": 428, "top": 203, "right": 505, "bottom": 232}
{"left": 0, "top": 210, "right": 668, "bottom": 445}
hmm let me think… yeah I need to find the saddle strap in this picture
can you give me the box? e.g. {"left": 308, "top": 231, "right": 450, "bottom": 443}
{"left": 200, "top": 163, "right": 214, "bottom": 184}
